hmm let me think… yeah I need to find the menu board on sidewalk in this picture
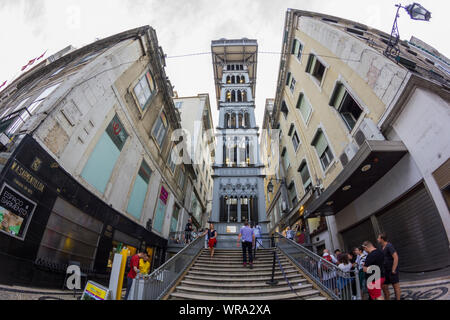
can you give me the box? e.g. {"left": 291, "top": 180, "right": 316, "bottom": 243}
{"left": 81, "top": 281, "right": 111, "bottom": 300}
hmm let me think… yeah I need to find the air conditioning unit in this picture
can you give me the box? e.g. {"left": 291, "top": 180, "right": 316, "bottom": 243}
{"left": 0, "top": 133, "right": 11, "bottom": 149}
{"left": 339, "top": 141, "right": 359, "bottom": 167}
{"left": 354, "top": 118, "right": 385, "bottom": 147}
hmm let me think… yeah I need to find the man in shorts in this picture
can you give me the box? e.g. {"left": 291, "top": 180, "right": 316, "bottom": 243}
{"left": 362, "top": 241, "right": 385, "bottom": 300}
{"left": 378, "top": 233, "right": 401, "bottom": 300}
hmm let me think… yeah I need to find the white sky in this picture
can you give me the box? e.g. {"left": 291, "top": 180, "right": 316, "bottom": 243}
{"left": 0, "top": 0, "right": 448, "bottom": 128}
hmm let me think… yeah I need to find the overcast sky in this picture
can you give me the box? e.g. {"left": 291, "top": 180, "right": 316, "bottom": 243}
{"left": 0, "top": 0, "right": 448, "bottom": 128}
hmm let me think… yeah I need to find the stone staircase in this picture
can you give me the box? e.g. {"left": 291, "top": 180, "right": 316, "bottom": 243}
{"left": 166, "top": 248, "right": 329, "bottom": 300}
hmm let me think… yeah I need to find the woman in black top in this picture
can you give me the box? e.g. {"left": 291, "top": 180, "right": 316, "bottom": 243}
{"left": 204, "top": 223, "right": 217, "bottom": 258}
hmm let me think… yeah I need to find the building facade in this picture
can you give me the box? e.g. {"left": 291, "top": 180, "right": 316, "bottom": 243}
{"left": 210, "top": 39, "right": 268, "bottom": 247}
{"left": 173, "top": 94, "right": 215, "bottom": 229}
{"left": 0, "top": 26, "right": 196, "bottom": 287}
{"left": 267, "top": 9, "right": 450, "bottom": 276}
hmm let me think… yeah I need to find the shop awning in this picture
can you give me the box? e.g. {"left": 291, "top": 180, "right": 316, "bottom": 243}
{"left": 304, "top": 140, "right": 408, "bottom": 219}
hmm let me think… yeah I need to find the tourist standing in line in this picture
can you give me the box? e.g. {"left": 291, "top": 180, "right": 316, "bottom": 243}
{"left": 353, "top": 246, "right": 368, "bottom": 295}
{"left": 237, "top": 221, "right": 255, "bottom": 269}
{"left": 362, "top": 241, "right": 385, "bottom": 300}
{"left": 377, "top": 233, "right": 401, "bottom": 300}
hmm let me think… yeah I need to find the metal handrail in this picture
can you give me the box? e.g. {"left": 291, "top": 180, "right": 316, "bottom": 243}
{"left": 128, "top": 234, "right": 206, "bottom": 300}
{"left": 275, "top": 232, "right": 361, "bottom": 300}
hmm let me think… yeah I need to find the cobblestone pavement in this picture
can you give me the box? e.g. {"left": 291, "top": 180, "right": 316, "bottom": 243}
{"left": 0, "top": 285, "right": 81, "bottom": 300}
{"left": 386, "top": 276, "right": 450, "bottom": 300}
{"left": 1, "top": 276, "right": 449, "bottom": 300}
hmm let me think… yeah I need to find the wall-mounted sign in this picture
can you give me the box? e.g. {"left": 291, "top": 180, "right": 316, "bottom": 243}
{"left": 160, "top": 186, "right": 168, "bottom": 205}
{"left": 0, "top": 183, "right": 37, "bottom": 240}
{"left": 226, "top": 226, "right": 237, "bottom": 233}
{"left": 9, "top": 160, "right": 45, "bottom": 196}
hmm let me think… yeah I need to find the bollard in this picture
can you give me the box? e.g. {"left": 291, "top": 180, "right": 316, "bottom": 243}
{"left": 266, "top": 249, "right": 278, "bottom": 286}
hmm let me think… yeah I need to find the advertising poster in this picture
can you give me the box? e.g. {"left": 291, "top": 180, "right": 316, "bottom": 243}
{"left": 0, "top": 183, "right": 37, "bottom": 240}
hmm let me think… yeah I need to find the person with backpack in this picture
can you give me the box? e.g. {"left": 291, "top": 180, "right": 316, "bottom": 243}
{"left": 124, "top": 251, "right": 146, "bottom": 300}
{"left": 320, "top": 249, "right": 337, "bottom": 290}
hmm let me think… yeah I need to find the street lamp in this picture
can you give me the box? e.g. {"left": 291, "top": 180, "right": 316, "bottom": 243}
{"left": 267, "top": 178, "right": 284, "bottom": 194}
{"left": 384, "top": 2, "right": 432, "bottom": 59}
{"left": 405, "top": 3, "right": 432, "bottom": 21}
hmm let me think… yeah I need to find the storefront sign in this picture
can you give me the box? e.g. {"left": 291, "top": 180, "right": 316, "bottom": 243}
{"left": 9, "top": 160, "right": 45, "bottom": 196}
{"left": 0, "top": 183, "right": 37, "bottom": 240}
{"left": 81, "top": 281, "right": 111, "bottom": 300}
{"left": 160, "top": 186, "right": 168, "bottom": 205}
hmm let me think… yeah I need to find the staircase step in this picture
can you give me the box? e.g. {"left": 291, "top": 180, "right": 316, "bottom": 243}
{"left": 187, "top": 268, "right": 298, "bottom": 278}
{"left": 184, "top": 273, "right": 306, "bottom": 283}
{"left": 175, "top": 283, "right": 313, "bottom": 296}
{"left": 193, "top": 262, "right": 292, "bottom": 269}
{"left": 169, "top": 289, "right": 323, "bottom": 300}
{"left": 189, "top": 265, "right": 296, "bottom": 273}
{"left": 180, "top": 278, "right": 309, "bottom": 288}
{"left": 196, "top": 256, "right": 288, "bottom": 262}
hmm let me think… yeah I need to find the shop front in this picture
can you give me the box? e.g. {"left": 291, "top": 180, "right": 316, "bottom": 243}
{"left": 0, "top": 135, "right": 167, "bottom": 288}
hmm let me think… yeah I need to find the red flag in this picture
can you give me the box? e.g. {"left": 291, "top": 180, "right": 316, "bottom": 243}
{"left": 0, "top": 81, "right": 7, "bottom": 89}
{"left": 37, "top": 50, "right": 47, "bottom": 61}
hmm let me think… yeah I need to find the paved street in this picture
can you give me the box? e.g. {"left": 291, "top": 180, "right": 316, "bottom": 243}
{"left": 0, "top": 285, "right": 81, "bottom": 300}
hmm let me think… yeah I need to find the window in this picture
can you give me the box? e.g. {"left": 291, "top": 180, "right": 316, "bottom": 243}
{"left": 127, "top": 161, "right": 152, "bottom": 219}
{"left": 170, "top": 205, "right": 180, "bottom": 233}
{"left": 298, "top": 161, "right": 312, "bottom": 190}
{"left": 282, "top": 147, "right": 290, "bottom": 172}
{"left": 288, "top": 181, "right": 297, "bottom": 207}
{"left": 291, "top": 39, "right": 303, "bottom": 61}
{"left": 312, "top": 130, "right": 334, "bottom": 171}
{"left": 153, "top": 186, "right": 169, "bottom": 233}
{"left": 329, "top": 83, "right": 363, "bottom": 131}
{"left": 296, "top": 93, "right": 312, "bottom": 124}
{"left": 175, "top": 101, "right": 183, "bottom": 109}
{"left": 178, "top": 170, "right": 185, "bottom": 190}
{"left": 281, "top": 100, "right": 289, "bottom": 118}
{"left": 133, "top": 71, "right": 156, "bottom": 111}
{"left": 81, "top": 114, "right": 128, "bottom": 193}
{"left": 285, "top": 72, "right": 291, "bottom": 86}
{"left": 306, "top": 54, "right": 326, "bottom": 84}
{"left": 152, "top": 112, "right": 168, "bottom": 148}
{"left": 290, "top": 77, "right": 296, "bottom": 93}
{"left": 168, "top": 149, "right": 176, "bottom": 172}
{"left": 292, "top": 131, "right": 300, "bottom": 152}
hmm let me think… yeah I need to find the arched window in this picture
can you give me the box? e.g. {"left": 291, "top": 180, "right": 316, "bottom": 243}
{"left": 231, "top": 90, "right": 236, "bottom": 102}
{"left": 240, "top": 76, "right": 245, "bottom": 84}
{"left": 231, "top": 76, "right": 235, "bottom": 84}
{"left": 238, "top": 113, "right": 243, "bottom": 128}
{"left": 224, "top": 113, "right": 230, "bottom": 128}
{"left": 231, "top": 65, "right": 235, "bottom": 71}
{"left": 226, "top": 76, "right": 231, "bottom": 84}
{"left": 244, "top": 113, "right": 250, "bottom": 128}
{"left": 231, "top": 113, "right": 237, "bottom": 128}
{"left": 237, "top": 90, "right": 242, "bottom": 102}
{"left": 242, "top": 90, "right": 247, "bottom": 102}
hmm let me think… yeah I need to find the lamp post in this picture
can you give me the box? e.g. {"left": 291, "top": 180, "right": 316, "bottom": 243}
{"left": 384, "top": 2, "right": 432, "bottom": 59}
